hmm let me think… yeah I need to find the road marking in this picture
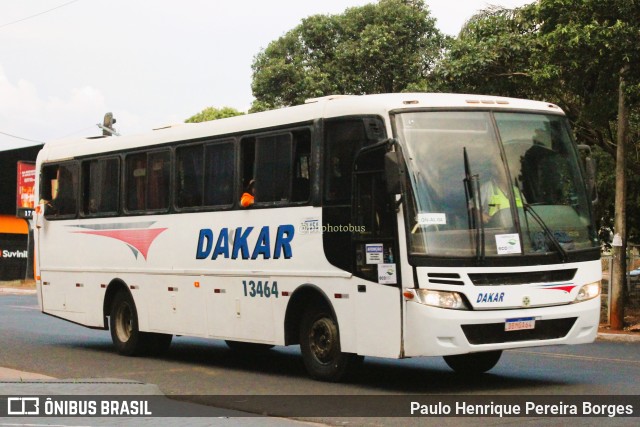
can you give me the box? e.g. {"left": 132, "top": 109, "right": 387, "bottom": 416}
{"left": 7, "top": 305, "right": 39, "bottom": 311}
{"left": 511, "top": 349, "right": 640, "bottom": 365}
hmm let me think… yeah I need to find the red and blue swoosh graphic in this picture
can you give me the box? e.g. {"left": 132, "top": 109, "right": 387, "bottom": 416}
{"left": 70, "top": 222, "right": 167, "bottom": 260}
{"left": 535, "top": 283, "right": 578, "bottom": 293}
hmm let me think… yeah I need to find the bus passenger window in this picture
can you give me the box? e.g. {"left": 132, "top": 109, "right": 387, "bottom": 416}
{"left": 147, "top": 151, "right": 170, "bottom": 210}
{"left": 291, "top": 129, "right": 311, "bottom": 202}
{"left": 126, "top": 154, "right": 147, "bottom": 211}
{"left": 81, "top": 158, "right": 119, "bottom": 216}
{"left": 204, "top": 141, "right": 234, "bottom": 206}
{"left": 42, "top": 163, "right": 78, "bottom": 218}
{"left": 176, "top": 145, "right": 204, "bottom": 208}
{"left": 126, "top": 150, "right": 170, "bottom": 212}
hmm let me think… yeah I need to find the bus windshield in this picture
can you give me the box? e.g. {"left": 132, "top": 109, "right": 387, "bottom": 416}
{"left": 395, "top": 110, "right": 598, "bottom": 259}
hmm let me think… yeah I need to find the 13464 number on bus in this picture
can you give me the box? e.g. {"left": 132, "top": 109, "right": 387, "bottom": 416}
{"left": 242, "top": 280, "right": 279, "bottom": 298}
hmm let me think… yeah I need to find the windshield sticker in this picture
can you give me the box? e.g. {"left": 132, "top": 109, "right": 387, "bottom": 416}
{"left": 417, "top": 213, "right": 447, "bottom": 225}
{"left": 495, "top": 233, "right": 521, "bottom": 255}
{"left": 366, "top": 243, "right": 384, "bottom": 264}
{"left": 377, "top": 263, "right": 397, "bottom": 284}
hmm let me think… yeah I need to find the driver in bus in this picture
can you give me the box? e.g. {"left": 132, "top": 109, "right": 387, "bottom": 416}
{"left": 479, "top": 163, "right": 524, "bottom": 224}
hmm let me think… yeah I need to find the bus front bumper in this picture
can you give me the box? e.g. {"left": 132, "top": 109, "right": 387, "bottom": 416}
{"left": 403, "top": 297, "right": 600, "bottom": 357}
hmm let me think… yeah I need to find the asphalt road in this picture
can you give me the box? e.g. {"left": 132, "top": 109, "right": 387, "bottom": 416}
{"left": 1, "top": 293, "right": 639, "bottom": 426}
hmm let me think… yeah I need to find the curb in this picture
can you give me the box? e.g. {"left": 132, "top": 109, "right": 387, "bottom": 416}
{"left": 596, "top": 332, "right": 640, "bottom": 343}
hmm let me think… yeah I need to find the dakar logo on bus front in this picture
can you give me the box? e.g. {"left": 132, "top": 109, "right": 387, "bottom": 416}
{"left": 195, "top": 225, "right": 295, "bottom": 260}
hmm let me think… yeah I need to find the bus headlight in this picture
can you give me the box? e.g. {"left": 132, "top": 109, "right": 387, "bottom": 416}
{"left": 414, "top": 289, "right": 469, "bottom": 310}
{"left": 574, "top": 281, "right": 600, "bottom": 302}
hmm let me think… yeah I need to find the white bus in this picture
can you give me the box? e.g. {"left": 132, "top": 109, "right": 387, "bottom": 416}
{"left": 34, "top": 93, "right": 601, "bottom": 381}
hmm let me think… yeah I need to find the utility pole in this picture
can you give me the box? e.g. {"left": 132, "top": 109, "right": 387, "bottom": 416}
{"left": 610, "top": 64, "right": 629, "bottom": 330}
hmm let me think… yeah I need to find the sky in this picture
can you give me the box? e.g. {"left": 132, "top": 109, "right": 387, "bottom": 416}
{"left": 0, "top": 0, "right": 534, "bottom": 151}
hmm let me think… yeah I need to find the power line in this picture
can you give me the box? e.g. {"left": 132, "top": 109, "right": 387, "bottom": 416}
{"left": 0, "top": 0, "right": 81, "bottom": 30}
{"left": 0, "top": 130, "right": 44, "bottom": 144}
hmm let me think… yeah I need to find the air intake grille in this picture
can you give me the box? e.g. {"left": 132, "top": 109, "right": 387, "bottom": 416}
{"left": 427, "top": 273, "right": 464, "bottom": 286}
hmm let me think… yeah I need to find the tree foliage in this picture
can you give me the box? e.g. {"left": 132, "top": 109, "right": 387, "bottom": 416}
{"left": 431, "top": 0, "right": 640, "bottom": 239}
{"left": 185, "top": 106, "right": 244, "bottom": 123}
{"left": 430, "top": 4, "right": 540, "bottom": 98}
{"left": 250, "top": 0, "right": 446, "bottom": 110}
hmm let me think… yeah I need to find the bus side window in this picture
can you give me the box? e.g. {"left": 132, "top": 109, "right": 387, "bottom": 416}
{"left": 176, "top": 144, "right": 204, "bottom": 208}
{"left": 292, "top": 129, "right": 311, "bottom": 203}
{"left": 81, "top": 158, "right": 119, "bottom": 216}
{"left": 42, "top": 163, "right": 78, "bottom": 219}
{"left": 147, "top": 151, "right": 170, "bottom": 210}
{"left": 204, "top": 141, "right": 235, "bottom": 206}
{"left": 324, "top": 118, "right": 385, "bottom": 204}
{"left": 126, "top": 153, "right": 147, "bottom": 212}
{"left": 242, "top": 133, "right": 296, "bottom": 205}
{"left": 125, "top": 150, "right": 170, "bottom": 213}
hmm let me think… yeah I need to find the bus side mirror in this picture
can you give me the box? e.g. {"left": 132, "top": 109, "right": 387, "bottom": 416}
{"left": 385, "top": 151, "right": 402, "bottom": 195}
{"left": 578, "top": 144, "right": 598, "bottom": 204}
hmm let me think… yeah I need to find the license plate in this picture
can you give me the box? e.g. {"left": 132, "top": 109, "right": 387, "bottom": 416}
{"left": 505, "top": 317, "right": 535, "bottom": 331}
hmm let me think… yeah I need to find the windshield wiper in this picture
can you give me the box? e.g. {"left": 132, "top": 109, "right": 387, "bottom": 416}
{"left": 463, "top": 147, "right": 485, "bottom": 262}
{"left": 514, "top": 179, "right": 568, "bottom": 262}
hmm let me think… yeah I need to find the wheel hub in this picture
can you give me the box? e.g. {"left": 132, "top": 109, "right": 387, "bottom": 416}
{"left": 309, "top": 318, "right": 336, "bottom": 363}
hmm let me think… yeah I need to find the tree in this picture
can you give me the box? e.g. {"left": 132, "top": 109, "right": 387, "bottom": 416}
{"left": 534, "top": 0, "right": 640, "bottom": 329}
{"left": 250, "top": 0, "right": 446, "bottom": 110}
{"left": 429, "top": 4, "right": 540, "bottom": 98}
{"left": 185, "top": 106, "right": 244, "bottom": 123}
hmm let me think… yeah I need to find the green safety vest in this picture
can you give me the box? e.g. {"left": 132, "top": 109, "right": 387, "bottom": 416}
{"left": 488, "top": 183, "right": 523, "bottom": 217}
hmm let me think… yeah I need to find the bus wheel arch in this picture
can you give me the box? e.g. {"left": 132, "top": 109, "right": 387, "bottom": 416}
{"left": 105, "top": 279, "right": 172, "bottom": 357}
{"left": 103, "top": 279, "right": 129, "bottom": 328}
{"left": 285, "top": 284, "right": 361, "bottom": 382}
{"left": 284, "top": 284, "right": 334, "bottom": 346}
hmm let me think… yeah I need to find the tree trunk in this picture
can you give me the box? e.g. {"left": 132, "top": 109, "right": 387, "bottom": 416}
{"left": 610, "top": 64, "right": 629, "bottom": 330}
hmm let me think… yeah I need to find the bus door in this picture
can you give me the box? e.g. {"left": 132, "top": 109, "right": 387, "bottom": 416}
{"left": 351, "top": 143, "right": 403, "bottom": 356}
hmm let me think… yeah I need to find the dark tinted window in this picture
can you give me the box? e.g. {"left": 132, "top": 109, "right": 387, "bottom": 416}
{"left": 81, "top": 158, "right": 119, "bottom": 216}
{"left": 176, "top": 145, "right": 204, "bottom": 208}
{"left": 125, "top": 150, "right": 170, "bottom": 212}
{"left": 241, "top": 129, "right": 311, "bottom": 206}
{"left": 204, "top": 141, "right": 235, "bottom": 206}
{"left": 42, "top": 162, "right": 78, "bottom": 218}
{"left": 324, "top": 117, "right": 386, "bottom": 203}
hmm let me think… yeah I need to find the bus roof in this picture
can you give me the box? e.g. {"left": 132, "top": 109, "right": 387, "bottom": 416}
{"left": 37, "top": 93, "right": 564, "bottom": 162}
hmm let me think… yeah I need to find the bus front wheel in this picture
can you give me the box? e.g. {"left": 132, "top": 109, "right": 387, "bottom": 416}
{"left": 299, "top": 306, "right": 360, "bottom": 382}
{"left": 443, "top": 350, "right": 502, "bottom": 375}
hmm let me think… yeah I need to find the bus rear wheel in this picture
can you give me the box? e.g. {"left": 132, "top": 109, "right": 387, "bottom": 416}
{"left": 299, "top": 306, "right": 360, "bottom": 382}
{"left": 110, "top": 290, "right": 144, "bottom": 356}
{"left": 443, "top": 350, "right": 502, "bottom": 375}
{"left": 109, "top": 290, "right": 172, "bottom": 356}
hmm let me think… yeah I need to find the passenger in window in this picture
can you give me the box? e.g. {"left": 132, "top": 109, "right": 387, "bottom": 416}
{"left": 240, "top": 179, "right": 255, "bottom": 208}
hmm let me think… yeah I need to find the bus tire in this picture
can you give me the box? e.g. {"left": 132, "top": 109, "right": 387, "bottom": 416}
{"left": 299, "top": 306, "right": 357, "bottom": 382}
{"left": 109, "top": 290, "right": 146, "bottom": 356}
{"left": 443, "top": 350, "right": 502, "bottom": 375}
{"left": 225, "top": 340, "right": 274, "bottom": 352}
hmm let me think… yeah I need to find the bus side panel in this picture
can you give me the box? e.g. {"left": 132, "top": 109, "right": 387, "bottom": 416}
{"left": 354, "top": 281, "right": 402, "bottom": 358}
{"left": 140, "top": 275, "right": 207, "bottom": 336}
{"left": 203, "top": 275, "right": 276, "bottom": 343}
